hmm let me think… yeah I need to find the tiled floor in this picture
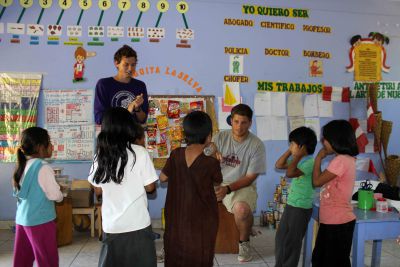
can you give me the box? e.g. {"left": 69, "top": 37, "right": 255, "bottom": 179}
{"left": 1, "top": 226, "right": 399, "bottom": 267}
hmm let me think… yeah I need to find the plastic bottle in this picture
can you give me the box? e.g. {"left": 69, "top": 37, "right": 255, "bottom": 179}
{"left": 376, "top": 198, "right": 388, "bottom": 213}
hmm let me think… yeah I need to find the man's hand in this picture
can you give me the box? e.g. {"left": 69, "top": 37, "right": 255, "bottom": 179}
{"left": 128, "top": 93, "right": 144, "bottom": 112}
{"left": 215, "top": 185, "right": 228, "bottom": 201}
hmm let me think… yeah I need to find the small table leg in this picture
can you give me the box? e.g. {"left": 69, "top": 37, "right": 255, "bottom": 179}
{"left": 371, "top": 240, "right": 382, "bottom": 267}
{"left": 352, "top": 224, "right": 365, "bottom": 267}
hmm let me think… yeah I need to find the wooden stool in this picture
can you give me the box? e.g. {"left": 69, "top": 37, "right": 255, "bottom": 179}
{"left": 215, "top": 202, "right": 239, "bottom": 254}
{"left": 95, "top": 203, "right": 102, "bottom": 239}
{"left": 55, "top": 197, "right": 73, "bottom": 247}
{"left": 71, "top": 180, "right": 96, "bottom": 237}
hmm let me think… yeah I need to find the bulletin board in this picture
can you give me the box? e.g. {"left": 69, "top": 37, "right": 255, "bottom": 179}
{"left": 147, "top": 95, "right": 217, "bottom": 169}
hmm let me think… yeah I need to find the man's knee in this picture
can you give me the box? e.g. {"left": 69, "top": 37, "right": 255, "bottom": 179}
{"left": 232, "top": 202, "right": 252, "bottom": 219}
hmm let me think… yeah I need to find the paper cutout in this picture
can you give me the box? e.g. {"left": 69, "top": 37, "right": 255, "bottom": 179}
{"left": 27, "top": 24, "right": 44, "bottom": 36}
{"left": 223, "top": 82, "right": 240, "bottom": 106}
{"left": 309, "top": 60, "right": 323, "bottom": 77}
{"left": 176, "top": 28, "right": 194, "bottom": 40}
{"left": 107, "top": 26, "right": 124, "bottom": 38}
{"left": 147, "top": 27, "right": 165, "bottom": 39}
{"left": 218, "top": 97, "right": 231, "bottom": 130}
{"left": 230, "top": 55, "right": 244, "bottom": 75}
{"left": 7, "top": 23, "right": 25, "bottom": 35}
{"left": 222, "top": 97, "right": 242, "bottom": 113}
{"left": 88, "top": 26, "right": 104, "bottom": 37}
{"left": 346, "top": 32, "right": 390, "bottom": 81}
{"left": 47, "top": 25, "right": 62, "bottom": 36}
{"left": 128, "top": 27, "right": 145, "bottom": 38}
{"left": 67, "top": 25, "right": 82, "bottom": 37}
{"left": 73, "top": 47, "right": 96, "bottom": 83}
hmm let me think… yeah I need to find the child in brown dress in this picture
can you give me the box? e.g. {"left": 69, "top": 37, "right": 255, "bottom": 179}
{"left": 160, "top": 111, "right": 222, "bottom": 267}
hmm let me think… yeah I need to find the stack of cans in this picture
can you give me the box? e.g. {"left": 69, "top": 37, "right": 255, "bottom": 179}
{"left": 260, "top": 176, "right": 290, "bottom": 230}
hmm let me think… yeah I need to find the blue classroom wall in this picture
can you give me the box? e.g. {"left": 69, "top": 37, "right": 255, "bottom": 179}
{"left": 1, "top": 0, "right": 400, "bottom": 220}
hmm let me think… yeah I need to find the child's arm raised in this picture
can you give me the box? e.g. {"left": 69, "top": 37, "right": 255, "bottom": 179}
{"left": 275, "top": 149, "right": 291, "bottom": 169}
{"left": 286, "top": 154, "right": 304, "bottom": 178}
{"left": 312, "top": 148, "right": 336, "bottom": 187}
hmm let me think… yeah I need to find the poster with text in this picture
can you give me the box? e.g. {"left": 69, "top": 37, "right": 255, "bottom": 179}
{"left": 0, "top": 73, "right": 41, "bottom": 162}
{"left": 43, "top": 89, "right": 93, "bottom": 125}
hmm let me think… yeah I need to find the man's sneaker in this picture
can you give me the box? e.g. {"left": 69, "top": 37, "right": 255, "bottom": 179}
{"left": 238, "top": 241, "right": 252, "bottom": 262}
{"left": 156, "top": 247, "right": 165, "bottom": 263}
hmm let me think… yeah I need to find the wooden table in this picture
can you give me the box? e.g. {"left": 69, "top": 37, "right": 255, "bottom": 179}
{"left": 303, "top": 202, "right": 400, "bottom": 267}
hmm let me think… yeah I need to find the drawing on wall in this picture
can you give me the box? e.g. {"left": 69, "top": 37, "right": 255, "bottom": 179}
{"left": 230, "top": 55, "right": 244, "bottom": 75}
{"left": 346, "top": 32, "right": 390, "bottom": 81}
{"left": 73, "top": 47, "right": 96, "bottom": 83}
{"left": 309, "top": 59, "right": 323, "bottom": 77}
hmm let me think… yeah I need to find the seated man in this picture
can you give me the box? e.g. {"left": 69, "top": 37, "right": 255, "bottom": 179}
{"left": 214, "top": 104, "right": 266, "bottom": 262}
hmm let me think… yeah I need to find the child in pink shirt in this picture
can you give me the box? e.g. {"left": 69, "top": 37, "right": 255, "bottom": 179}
{"left": 312, "top": 120, "right": 359, "bottom": 267}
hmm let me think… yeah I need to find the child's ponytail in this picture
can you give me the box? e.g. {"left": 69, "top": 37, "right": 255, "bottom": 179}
{"left": 13, "top": 148, "right": 27, "bottom": 190}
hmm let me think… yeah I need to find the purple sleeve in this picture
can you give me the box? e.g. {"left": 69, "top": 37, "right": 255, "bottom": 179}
{"left": 135, "top": 82, "right": 149, "bottom": 123}
{"left": 94, "top": 79, "right": 108, "bottom": 124}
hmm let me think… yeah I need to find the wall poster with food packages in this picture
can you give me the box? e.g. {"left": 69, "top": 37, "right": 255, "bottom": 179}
{"left": 146, "top": 95, "right": 217, "bottom": 169}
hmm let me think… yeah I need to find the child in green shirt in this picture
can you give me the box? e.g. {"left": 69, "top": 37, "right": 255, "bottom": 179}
{"left": 274, "top": 126, "right": 317, "bottom": 267}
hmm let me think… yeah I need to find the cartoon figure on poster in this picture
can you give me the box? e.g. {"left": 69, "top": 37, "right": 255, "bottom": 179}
{"left": 73, "top": 47, "right": 96, "bottom": 83}
{"left": 346, "top": 32, "right": 390, "bottom": 81}
{"left": 309, "top": 60, "right": 323, "bottom": 77}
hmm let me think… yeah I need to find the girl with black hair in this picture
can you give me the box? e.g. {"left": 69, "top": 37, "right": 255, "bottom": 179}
{"left": 160, "top": 111, "right": 222, "bottom": 267}
{"left": 13, "top": 127, "right": 63, "bottom": 267}
{"left": 88, "top": 107, "right": 158, "bottom": 267}
{"left": 312, "top": 120, "right": 359, "bottom": 267}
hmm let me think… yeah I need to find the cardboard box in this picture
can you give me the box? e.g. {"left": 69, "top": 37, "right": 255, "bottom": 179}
{"left": 70, "top": 188, "right": 93, "bottom": 208}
